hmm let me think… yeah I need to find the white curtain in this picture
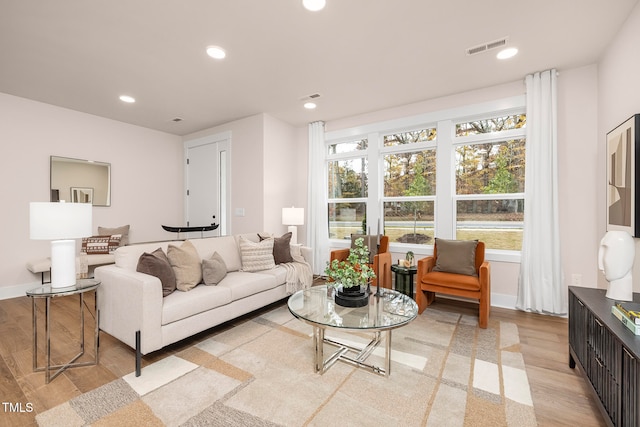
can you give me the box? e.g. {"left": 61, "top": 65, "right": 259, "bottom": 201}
{"left": 307, "top": 121, "right": 329, "bottom": 275}
{"left": 517, "top": 69, "right": 566, "bottom": 315}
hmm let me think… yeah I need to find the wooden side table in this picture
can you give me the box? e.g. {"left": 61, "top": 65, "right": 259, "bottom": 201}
{"left": 26, "top": 279, "right": 100, "bottom": 383}
{"left": 390, "top": 264, "right": 417, "bottom": 298}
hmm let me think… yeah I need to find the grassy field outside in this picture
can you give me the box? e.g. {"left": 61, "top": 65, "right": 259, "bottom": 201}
{"left": 330, "top": 225, "right": 523, "bottom": 251}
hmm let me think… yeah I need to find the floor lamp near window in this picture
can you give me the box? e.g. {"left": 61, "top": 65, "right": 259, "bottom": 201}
{"left": 282, "top": 207, "right": 304, "bottom": 245}
{"left": 30, "top": 202, "right": 92, "bottom": 288}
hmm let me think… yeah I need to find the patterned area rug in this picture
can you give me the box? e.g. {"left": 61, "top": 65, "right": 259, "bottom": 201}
{"left": 36, "top": 303, "right": 537, "bottom": 426}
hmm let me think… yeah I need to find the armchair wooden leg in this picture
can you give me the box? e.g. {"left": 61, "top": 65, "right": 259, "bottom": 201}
{"left": 416, "top": 289, "right": 436, "bottom": 314}
{"left": 479, "top": 296, "right": 489, "bottom": 329}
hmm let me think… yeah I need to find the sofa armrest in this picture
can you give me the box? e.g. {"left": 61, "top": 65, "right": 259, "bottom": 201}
{"left": 300, "top": 246, "right": 314, "bottom": 272}
{"left": 94, "top": 265, "right": 163, "bottom": 354}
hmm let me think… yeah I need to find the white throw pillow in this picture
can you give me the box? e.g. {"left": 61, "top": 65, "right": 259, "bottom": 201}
{"left": 239, "top": 236, "right": 275, "bottom": 272}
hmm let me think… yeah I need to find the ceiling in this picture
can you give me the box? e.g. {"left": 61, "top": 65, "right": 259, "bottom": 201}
{"left": 1, "top": 0, "right": 637, "bottom": 136}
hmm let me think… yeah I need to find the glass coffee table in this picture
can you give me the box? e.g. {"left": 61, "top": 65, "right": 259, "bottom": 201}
{"left": 288, "top": 285, "right": 418, "bottom": 377}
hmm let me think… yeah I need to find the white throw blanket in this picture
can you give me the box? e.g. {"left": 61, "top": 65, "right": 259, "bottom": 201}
{"left": 282, "top": 252, "right": 313, "bottom": 294}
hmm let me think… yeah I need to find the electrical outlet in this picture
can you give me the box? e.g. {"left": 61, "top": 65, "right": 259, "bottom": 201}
{"left": 571, "top": 274, "right": 582, "bottom": 285}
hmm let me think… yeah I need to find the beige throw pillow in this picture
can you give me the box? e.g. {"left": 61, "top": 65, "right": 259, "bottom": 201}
{"left": 433, "top": 238, "right": 478, "bottom": 277}
{"left": 167, "top": 240, "right": 202, "bottom": 291}
{"left": 239, "top": 236, "right": 275, "bottom": 272}
{"left": 202, "top": 252, "right": 227, "bottom": 285}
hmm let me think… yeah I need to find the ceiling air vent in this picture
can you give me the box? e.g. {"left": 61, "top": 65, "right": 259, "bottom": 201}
{"left": 466, "top": 37, "right": 508, "bottom": 56}
{"left": 300, "top": 93, "right": 321, "bottom": 101}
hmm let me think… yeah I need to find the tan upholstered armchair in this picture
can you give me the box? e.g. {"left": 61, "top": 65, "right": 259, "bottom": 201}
{"left": 330, "top": 235, "right": 392, "bottom": 290}
{"left": 416, "top": 239, "right": 491, "bottom": 328}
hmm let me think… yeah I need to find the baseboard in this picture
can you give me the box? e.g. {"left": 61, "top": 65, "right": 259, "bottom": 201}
{"left": 0, "top": 281, "right": 42, "bottom": 300}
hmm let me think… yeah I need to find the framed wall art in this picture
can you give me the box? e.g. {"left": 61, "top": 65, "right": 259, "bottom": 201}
{"left": 606, "top": 114, "right": 640, "bottom": 237}
{"left": 71, "top": 187, "right": 94, "bottom": 204}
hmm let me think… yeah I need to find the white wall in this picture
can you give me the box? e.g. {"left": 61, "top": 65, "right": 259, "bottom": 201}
{"left": 557, "top": 65, "right": 600, "bottom": 288}
{"left": 0, "top": 93, "right": 183, "bottom": 297}
{"left": 598, "top": 2, "right": 640, "bottom": 292}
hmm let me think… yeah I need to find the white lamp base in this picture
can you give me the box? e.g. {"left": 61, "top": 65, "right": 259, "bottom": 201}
{"left": 288, "top": 225, "right": 298, "bottom": 245}
{"left": 50, "top": 239, "right": 77, "bottom": 288}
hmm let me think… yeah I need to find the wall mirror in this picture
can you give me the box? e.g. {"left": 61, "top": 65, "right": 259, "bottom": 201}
{"left": 50, "top": 156, "right": 111, "bottom": 206}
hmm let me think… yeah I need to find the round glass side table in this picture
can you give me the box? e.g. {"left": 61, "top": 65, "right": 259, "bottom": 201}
{"left": 26, "top": 279, "right": 100, "bottom": 383}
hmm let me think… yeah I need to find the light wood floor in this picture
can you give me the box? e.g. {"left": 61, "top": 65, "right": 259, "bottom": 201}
{"left": 0, "top": 289, "right": 606, "bottom": 427}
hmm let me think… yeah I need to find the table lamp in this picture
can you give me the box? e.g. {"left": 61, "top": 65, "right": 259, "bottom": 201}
{"left": 30, "top": 202, "right": 92, "bottom": 288}
{"left": 282, "top": 207, "right": 304, "bottom": 245}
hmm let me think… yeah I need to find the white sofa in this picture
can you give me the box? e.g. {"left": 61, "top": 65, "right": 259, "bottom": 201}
{"left": 95, "top": 232, "right": 313, "bottom": 375}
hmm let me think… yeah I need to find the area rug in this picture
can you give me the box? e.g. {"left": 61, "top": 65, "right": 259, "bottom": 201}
{"left": 36, "top": 304, "right": 537, "bottom": 427}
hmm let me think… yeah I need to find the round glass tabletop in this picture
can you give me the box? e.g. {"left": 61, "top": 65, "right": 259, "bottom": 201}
{"left": 26, "top": 279, "right": 100, "bottom": 298}
{"left": 288, "top": 285, "right": 417, "bottom": 331}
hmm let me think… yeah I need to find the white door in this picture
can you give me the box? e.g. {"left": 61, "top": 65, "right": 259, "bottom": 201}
{"left": 185, "top": 134, "right": 230, "bottom": 236}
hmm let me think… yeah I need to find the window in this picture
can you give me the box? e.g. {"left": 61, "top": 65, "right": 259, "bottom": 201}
{"left": 327, "top": 139, "right": 368, "bottom": 239}
{"left": 324, "top": 96, "right": 526, "bottom": 257}
{"left": 454, "top": 114, "right": 526, "bottom": 250}
{"left": 383, "top": 128, "right": 437, "bottom": 244}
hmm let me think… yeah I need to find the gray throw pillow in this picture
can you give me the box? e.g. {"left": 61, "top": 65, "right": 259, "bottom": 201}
{"left": 259, "top": 232, "right": 294, "bottom": 264}
{"left": 432, "top": 238, "right": 478, "bottom": 277}
{"left": 202, "top": 252, "right": 228, "bottom": 285}
{"left": 136, "top": 248, "right": 176, "bottom": 297}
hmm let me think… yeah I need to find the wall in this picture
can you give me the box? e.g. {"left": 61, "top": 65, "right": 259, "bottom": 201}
{"left": 598, "top": 2, "right": 640, "bottom": 292}
{"left": 324, "top": 74, "right": 601, "bottom": 308}
{"left": 557, "top": 65, "right": 600, "bottom": 289}
{"left": 263, "top": 114, "right": 308, "bottom": 242}
{"left": 0, "top": 93, "right": 184, "bottom": 298}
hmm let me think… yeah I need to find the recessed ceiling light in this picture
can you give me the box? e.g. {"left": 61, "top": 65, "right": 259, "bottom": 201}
{"left": 304, "top": 102, "right": 317, "bottom": 109}
{"left": 303, "top": 0, "right": 326, "bottom": 11}
{"left": 119, "top": 95, "right": 135, "bottom": 103}
{"left": 497, "top": 47, "right": 518, "bottom": 60}
{"left": 206, "top": 46, "right": 226, "bottom": 59}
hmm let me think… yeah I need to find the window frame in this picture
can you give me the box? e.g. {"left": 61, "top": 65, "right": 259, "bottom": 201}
{"left": 324, "top": 95, "right": 525, "bottom": 263}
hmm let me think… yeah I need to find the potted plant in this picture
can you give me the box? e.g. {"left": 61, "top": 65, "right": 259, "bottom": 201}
{"left": 325, "top": 237, "right": 376, "bottom": 307}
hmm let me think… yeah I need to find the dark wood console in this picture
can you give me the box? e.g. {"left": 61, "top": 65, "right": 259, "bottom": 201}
{"left": 569, "top": 286, "right": 640, "bottom": 426}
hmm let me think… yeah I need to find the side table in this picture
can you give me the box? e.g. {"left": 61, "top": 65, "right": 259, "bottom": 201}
{"left": 26, "top": 279, "right": 100, "bottom": 383}
{"left": 391, "top": 264, "right": 417, "bottom": 298}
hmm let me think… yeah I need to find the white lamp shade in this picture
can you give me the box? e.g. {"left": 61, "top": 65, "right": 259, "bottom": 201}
{"left": 30, "top": 202, "right": 92, "bottom": 240}
{"left": 282, "top": 207, "right": 304, "bottom": 226}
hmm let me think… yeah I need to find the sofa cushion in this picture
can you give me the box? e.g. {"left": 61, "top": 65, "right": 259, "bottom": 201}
{"left": 259, "top": 232, "right": 294, "bottom": 264}
{"left": 202, "top": 252, "right": 227, "bottom": 285}
{"left": 167, "top": 240, "right": 202, "bottom": 291}
{"left": 136, "top": 248, "right": 176, "bottom": 297}
{"left": 433, "top": 238, "right": 478, "bottom": 277}
{"left": 189, "top": 236, "right": 242, "bottom": 272}
{"left": 421, "top": 271, "right": 481, "bottom": 291}
{"left": 82, "top": 235, "right": 121, "bottom": 254}
{"left": 257, "top": 265, "right": 287, "bottom": 284}
{"left": 161, "top": 283, "right": 233, "bottom": 325}
{"left": 98, "top": 224, "right": 130, "bottom": 246}
{"left": 239, "top": 236, "right": 275, "bottom": 272}
{"left": 217, "top": 271, "right": 279, "bottom": 300}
